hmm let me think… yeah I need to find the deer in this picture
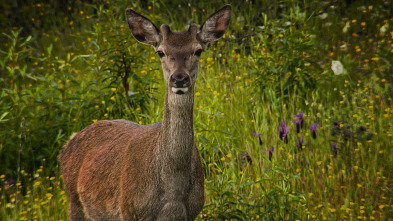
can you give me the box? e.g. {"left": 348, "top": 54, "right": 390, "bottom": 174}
{"left": 58, "top": 5, "right": 231, "bottom": 221}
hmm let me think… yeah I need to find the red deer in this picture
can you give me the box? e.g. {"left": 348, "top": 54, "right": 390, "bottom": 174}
{"left": 59, "top": 5, "right": 231, "bottom": 220}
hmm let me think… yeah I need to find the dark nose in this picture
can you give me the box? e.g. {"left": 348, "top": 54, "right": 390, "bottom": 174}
{"left": 170, "top": 73, "right": 190, "bottom": 87}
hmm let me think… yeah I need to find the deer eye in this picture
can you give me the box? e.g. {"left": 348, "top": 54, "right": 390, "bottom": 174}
{"left": 156, "top": 50, "right": 165, "bottom": 58}
{"left": 194, "top": 49, "right": 203, "bottom": 57}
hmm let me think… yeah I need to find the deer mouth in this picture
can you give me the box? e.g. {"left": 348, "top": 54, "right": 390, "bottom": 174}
{"left": 171, "top": 87, "right": 189, "bottom": 94}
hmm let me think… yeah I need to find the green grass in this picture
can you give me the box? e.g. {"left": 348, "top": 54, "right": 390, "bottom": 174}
{"left": 1, "top": 0, "right": 392, "bottom": 220}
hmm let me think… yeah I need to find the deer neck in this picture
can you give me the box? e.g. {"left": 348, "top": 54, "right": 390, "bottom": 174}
{"left": 159, "top": 86, "right": 195, "bottom": 169}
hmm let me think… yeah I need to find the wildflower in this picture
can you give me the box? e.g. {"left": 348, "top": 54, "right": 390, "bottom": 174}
{"left": 6, "top": 179, "right": 16, "bottom": 187}
{"left": 342, "top": 21, "right": 350, "bottom": 33}
{"left": 277, "top": 120, "right": 289, "bottom": 143}
{"left": 293, "top": 110, "right": 304, "bottom": 133}
{"left": 241, "top": 152, "right": 252, "bottom": 165}
{"left": 380, "top": 23, "right": 389, "bottom": 34}
{"left": 251, "top": 131, "right": 263, "bottom": 146}
{"left": 331, "top": 142, "right": 337, "bottom": 158}
{"left": 310, "top": 124, "right": 319, "bottom": 139}
{"left": 264, "top": 146, "right": 274, "bottom": 161}
{"left": 331, "top": 60, "right": 346, "bottom": 75}
{"left": 296, "top": 137, "right": 304, "bottom": 151}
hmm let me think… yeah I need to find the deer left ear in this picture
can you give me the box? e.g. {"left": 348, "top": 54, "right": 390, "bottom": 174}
{"left": 197, "top": 5, "right": 231, "bottom": 44}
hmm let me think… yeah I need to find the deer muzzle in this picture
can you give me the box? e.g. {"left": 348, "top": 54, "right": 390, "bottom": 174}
{"left": 170, "top": 72, "right": 190, "bottom": 94}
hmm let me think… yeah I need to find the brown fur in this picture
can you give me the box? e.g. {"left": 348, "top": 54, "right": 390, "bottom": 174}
{"left": 59, "top": 5, "right": 231, "bottom": 221}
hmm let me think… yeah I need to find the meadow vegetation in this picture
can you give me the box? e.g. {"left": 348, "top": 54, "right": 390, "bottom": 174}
{"left": 1, "top": 0, "right": 392, "bottom": 220}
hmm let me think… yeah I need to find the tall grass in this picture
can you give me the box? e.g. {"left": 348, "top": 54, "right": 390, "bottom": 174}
{"left": 1, "top": 0, "right": 392, "bottom": 220}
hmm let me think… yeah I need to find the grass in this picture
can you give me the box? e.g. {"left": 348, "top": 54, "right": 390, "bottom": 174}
{"left": 1, "top": 0, "right": 392, "bottom": 220}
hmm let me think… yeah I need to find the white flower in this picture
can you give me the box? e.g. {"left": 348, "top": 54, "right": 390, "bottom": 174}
{"left": 331, "top": 60, "right": 345, "bottom": 75}
{"left": 318, "top": 13, "right": 328, "bottom": 19}
{"left": 342, "top": 21, "right": 350, "bottom": 33}
{"left": 380, "top": 23, "right": 389, "bottom": 34}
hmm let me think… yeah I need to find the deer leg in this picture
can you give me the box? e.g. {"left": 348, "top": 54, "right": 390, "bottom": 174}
{"left": 68, "top": 196, "right": 88, "bottom": 221}
{"left": 156, "top": 201, "right": 187, "bottom": 221}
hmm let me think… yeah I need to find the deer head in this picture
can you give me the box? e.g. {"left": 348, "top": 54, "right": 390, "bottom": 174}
{"left": 125, "top": 6, "right": 231, "bottom": 96}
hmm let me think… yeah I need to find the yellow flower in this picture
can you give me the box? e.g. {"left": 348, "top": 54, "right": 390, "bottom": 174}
{"left": 46, "top": 193, "right": 53, "bottom": 199}
{"left": 226, "top": 153, "right": 232, "bottom": 158}
{"left": 330, "top": 208, "right": 336, "bottom": 213}
{"left": 316, "top": 161, "right": 322, "bottom": 166}
{"left": 220, "top": 157, "right": 225, "bottom": 162}
{"left": 379, "top": 205, "right": 384, "bottom": 209}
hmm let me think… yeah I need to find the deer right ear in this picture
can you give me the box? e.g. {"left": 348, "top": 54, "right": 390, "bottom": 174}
{"left": 126, "top": 9, "right": 161, "bottom": 47}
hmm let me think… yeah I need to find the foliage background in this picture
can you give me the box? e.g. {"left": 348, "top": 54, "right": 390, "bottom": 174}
{"left": 1, "top": 0, "right": 392, "bottom": 220}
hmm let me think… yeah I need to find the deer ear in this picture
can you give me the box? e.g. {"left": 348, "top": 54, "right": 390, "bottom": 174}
{"left": 126, "top": 8, "right": 161, "bottom": 46}
{"left": 197, "top": 5, "right": 231, "bottom": 44}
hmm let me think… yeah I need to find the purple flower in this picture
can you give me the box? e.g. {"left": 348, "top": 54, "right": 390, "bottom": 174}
{"left": 293, "top": 110, "right": 304, "bottom": 133}
{"left": 296, "top": 137, "right": 304, "bottom": 151}
{"left": 331, "top": 142, "right": 337, "bottom": 158}
{"left": 277, "top": 120, "right": 289, "bottom": 143}
{"left": 241, "top": 152, "right": 253, "bottom": 165}
{"left": 310, "top": 124, "right": 319, "bottom": 139}
{"left": 6, "top": 179, "right": 16, "bottom": 187}
{"left": 251, "top": 131, "right": 263, "bottom": 146}
{"left": 264, "top": 146, "right": 274, "bottom": 161}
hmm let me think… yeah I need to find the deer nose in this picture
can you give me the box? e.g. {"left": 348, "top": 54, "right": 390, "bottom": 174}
{"left": 170, "top": 73, "right": 190, "bottom": 87}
